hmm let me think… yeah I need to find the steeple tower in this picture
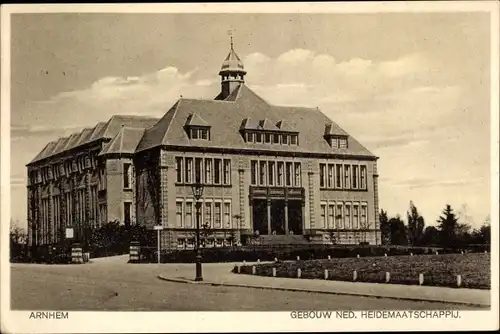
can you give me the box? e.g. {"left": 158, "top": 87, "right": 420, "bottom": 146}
{"left": 219, "top": 36, "right": 246, "bottom": 99}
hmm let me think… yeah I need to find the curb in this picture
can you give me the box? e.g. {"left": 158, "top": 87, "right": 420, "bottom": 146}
{"left": 156, "top": 275, "right": 489, "bottom": 307}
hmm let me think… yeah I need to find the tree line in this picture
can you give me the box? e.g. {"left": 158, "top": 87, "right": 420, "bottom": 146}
{"left": 379, "top": 202, "right": 490, "bottom": 248}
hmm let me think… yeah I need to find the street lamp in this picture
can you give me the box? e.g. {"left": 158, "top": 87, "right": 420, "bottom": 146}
{"left": 191, "top": 181, "right": 204, "bottom": 281}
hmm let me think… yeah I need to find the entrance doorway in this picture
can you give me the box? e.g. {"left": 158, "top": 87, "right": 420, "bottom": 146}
{"left": 252, "top": 199, "right": 268, "bottom": 235}
{"left": 288, "top": 200, "right": 303, "bottom": 235}
{"left": 270, "top": 200, "right": 286, "bottom": 234}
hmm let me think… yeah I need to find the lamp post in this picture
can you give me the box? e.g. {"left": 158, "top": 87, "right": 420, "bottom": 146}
{"left": 191, "top": 182, "right": 204, "bottom": 281}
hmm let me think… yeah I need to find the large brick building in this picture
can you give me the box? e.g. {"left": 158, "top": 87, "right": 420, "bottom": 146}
{"left": 27, "top": 41, "right": 381, "bottom": 250}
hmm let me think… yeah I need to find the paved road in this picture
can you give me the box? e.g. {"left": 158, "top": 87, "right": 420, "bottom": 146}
{"left": 10, "top": 257, "right": 483, "bottom": 311}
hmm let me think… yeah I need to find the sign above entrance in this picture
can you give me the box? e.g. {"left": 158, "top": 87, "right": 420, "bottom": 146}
{"left": 249, "top": 186, "right": 305, "bottom": 201}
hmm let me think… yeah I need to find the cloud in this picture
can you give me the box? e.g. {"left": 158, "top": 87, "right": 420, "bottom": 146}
{"left": 388, "top": 177, "right": 485, "bottom": 189}
{"left": 11, "top": 47, "right": 490, "bottom": 228}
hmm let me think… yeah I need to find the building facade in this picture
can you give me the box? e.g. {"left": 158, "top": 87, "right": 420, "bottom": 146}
{"left": 27, "top": 41, "right": 381, "bottom": 250}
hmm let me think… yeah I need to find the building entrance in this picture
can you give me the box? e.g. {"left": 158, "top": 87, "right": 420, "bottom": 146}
{"left": 250, "top": 186, "right": 305, "bottom": 235}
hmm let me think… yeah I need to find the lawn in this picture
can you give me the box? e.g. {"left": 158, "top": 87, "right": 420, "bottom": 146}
{"left": 235, "top": 253, "right": 491, "bottom": 289}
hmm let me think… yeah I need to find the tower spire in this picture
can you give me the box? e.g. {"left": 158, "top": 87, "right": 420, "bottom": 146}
{"left": 219, "top": 31, "right": 246, "bottom": 100}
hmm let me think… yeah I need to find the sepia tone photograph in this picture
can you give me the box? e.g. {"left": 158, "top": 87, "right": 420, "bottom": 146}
{"left": 1, "top": 2, "right": 499, "bottom": 333}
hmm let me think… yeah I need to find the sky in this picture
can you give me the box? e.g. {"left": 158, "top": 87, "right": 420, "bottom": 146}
{"left": 9, "top": 12, "right": 492, "bottom": 229}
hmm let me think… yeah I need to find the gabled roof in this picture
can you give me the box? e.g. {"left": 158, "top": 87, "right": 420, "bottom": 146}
{"left": 185, "top": 112, "right": 209, "bottom": 127}
{"left": 100, "top": 126, "right": 146, "bottom": 156}
{"left": 134, "top": 84, "right": 375, "bottom": 157}
{"left": 29, "top": 141, "right": 57, "bottom": 164}
{"left": 324, "top": 123, "right": 348, "bottom": 137}
{"left": 28, "top": 115, "right": 160, "bottom": 166}
{"left": 258, "top": 119, "right": 279, "bottom": 131}
{"left": 76, "top": 128, "right": 94, "bottom": 146}
{"left": 276, "top": 120, "right": 296, "bottom": 132}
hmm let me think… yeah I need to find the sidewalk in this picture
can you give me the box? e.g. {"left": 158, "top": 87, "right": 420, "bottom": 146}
{"left": 157, "top": 263, "right": 491, "bottom": 307}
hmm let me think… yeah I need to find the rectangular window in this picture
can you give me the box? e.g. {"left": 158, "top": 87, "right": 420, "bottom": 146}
{"left": 200, "top": 128, "right": 209, "bottom": 140}
{"left": 177, "top": 239, "right": 186, "bottom": 249}
{"left": 246, "top": 132, "right": 254, "bottom": 142}
{"left": 185, "top": 202, "right": 193, "bottom": 228}
{"left": 194, "top": 158, "right": 203, "bottom": 183}
{"left": 336, "top": 164, "right": 343, "bottom": 188}
{"left": 256, "top": 133, "right": 263, "bottom": 143}
{"left": 204, "top": 202, "right": 212, "bottom": 228}
{"left": 360, "top": 165, "right": 367, "bottom": 190}
{"left": 265, "top": 133, "right": 271, "bottom": 143}
{"left": 290, "top": 135, "right": 298, "bottom": 145}
{"left": 175, "top": 157, "right": 183, "bottom": 183}
{"left": 328, "top": 204, "right": 335, "bottom": 229}
{"left": 282, "top": 135, "right": 289, "bottom": 145}
{"left": 277, "top": 162, "right": 284, "bottom": 186}
{"left": 123, "top": 163, "right": 132, "bottom": 189}
{"left": 259, "top": 160, "right": 267, "bottom": 186}
{"left": 331, "top": 137, "right": 339, "bottom": 149}
{"left": 214, "top": 159, "right": 222, "bottom": 184}
{"left": 285, "top": 162, "right": 293, "bottom": 186}
{"left": 224, "top": 202, "right": 231, "bottom": 228}
{"left": 361, "top": 205, "right": 367, "bottom": 228}
{"left": 327, "top": 164, "right": 334, "bottom": 188}
{"left": 272, "top": 134, "right": 280, "bottom": 144}
{"left": 223, "top": 159, "right": 231, "bottom": 185}
{"left": 191, "top": 128, "right": 199, "bottom": 139}
{"left": 320, "top": 163, "right": 326, "bottom": 188}
{"left": 124, "top": 202, "right": 132, "bottom": 226}
{"left": 186, "top": 238, "right": 195, "bottom": 249}
{"left": 344, "top": 165, "right": 351, "bottom": 189}
{"left": 320, "top": 204, "right": 327, "bottom": 228}
{"left": 251, "top": 160, "right": 258, "bottom": 185}
{"left": 205, "top": 159, "right": 213, "bottom": 184}
{"left": 176, "top": 201, "right": 183, "bottom": 227}
{"left": 185, "top": 158, "right": 193, "bottom": 184}
{"left": 216, "top": 239, "right": 224, "bottom": 248}
{"left": 268, "top": 161, "right": 275, "bottom": 186}
{"left": 352, "top": 165, "right": 359, "bottom": 189}
{"left": 336, "top": 204, "right": 343, "bottom": 229}
{"left": 339, "top": 138, "right": 348, "bottom": 149}
{"left": 353, "top": 204, "right": 359, "bottom": 229}
{"left": 214, "top": 202, "right": 222, "bottom": 228}
{"left": 344, "top": 204, "right": 351, "bottom": 229}
{"left": 294, "top": 162, "right": 301, "bottom": 186}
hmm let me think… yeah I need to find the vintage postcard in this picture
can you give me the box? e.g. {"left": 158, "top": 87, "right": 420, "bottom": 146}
{"left": 1, "top": 2, "right": 499, "bottom": 333}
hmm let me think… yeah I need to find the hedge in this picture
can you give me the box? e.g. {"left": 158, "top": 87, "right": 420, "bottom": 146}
{"left": 135, "top": 244, "right": 489, "bottom": 263}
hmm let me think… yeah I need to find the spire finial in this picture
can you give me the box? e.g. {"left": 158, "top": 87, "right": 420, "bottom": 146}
{"left": 228, "top": 29, "right": 234, "bottom": 49}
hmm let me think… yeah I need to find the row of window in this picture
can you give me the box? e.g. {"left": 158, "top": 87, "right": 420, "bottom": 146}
{"left": 325, "top": 136, "right": 348, "bottom": 149}
{"left": 251, "top": 160, "right": 302, "bottom": 187}
{"left": 244, "top": 131, "right": 299, "bottom": 146}
{"left": 319, "top": 163, "right": 367, "bottom": 190}
{"left": 188, "top": 127, "right": 211, "bottom": 141}
{"left": 31, "top": 152, "right": 99, "bottom": 184}
{"left": 319, "top": 201, "right": 369, "bottom": 230}
{"left": 175, "top": 157, "right": 231, "bottom": 185}
{"left": 175, "top": 199, "right": 232, "bottom": 229}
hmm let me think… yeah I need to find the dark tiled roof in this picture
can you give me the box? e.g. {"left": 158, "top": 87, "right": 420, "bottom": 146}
{"left": 101, "top": 115, "right": 158, "bottom": 140}
{"left": 76, "top": 128, "right": 94, "bottom": 146}
{"left": 185, "top": 113, "right": 209, "bottom": 127}
{"left": 135, "top": 84, "right": 375, "bottom": 157}
{"left": 276, "top": 120, "right": 296, "bottom": 132}
{"left": 28, "top": 141, "right": 57, "bottom": 164}
{"left": 324, "top": 123, "right": 348, "bottom": 137}
{"left": 28, "top": 115, "right": 159, "bottom": 165}
{"left": 100, "top": 127, "right": 146, "bottom": 156}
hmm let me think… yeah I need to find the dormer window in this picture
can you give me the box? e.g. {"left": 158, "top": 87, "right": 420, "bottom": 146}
{"left": 185, "top": 113, "right": 211, "bottom": 141}
{"left": 241, "top": 118, "right": 299, "bottom": 146}
{"left": 324, "top": 124, "right": 348, "bottom": 149}
{"left": 189, "top": 127, "right": 210, "bottom": 140}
